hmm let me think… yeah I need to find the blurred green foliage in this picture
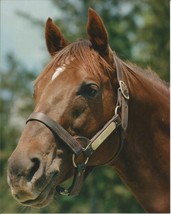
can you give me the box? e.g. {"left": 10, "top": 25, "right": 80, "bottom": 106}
{"left": 0, "top": 0, "right": 169, "bottom": 213}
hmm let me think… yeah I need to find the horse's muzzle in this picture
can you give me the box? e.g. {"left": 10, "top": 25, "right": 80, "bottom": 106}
{"left": 7, "top": 149, "right": 59, "bottom": 207}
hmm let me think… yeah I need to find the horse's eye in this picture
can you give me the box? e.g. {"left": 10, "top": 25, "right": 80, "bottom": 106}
{"left": 86, "top": 84, "right": 98, "bottom": 97}
{"left": 79, "top": 83, "right": 99, "bottom": 98}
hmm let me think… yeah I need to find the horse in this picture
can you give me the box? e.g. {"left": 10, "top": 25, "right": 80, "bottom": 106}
{"left": 7, "top": 8, "right": 169, "bottom": 212}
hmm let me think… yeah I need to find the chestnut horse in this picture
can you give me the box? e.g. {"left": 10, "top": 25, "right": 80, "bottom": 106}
{"left": 7, "top": 9, "right": 169, "bottom": 212}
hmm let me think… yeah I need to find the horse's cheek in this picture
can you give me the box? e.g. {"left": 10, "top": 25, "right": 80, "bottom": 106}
{"left": 72, "top": 114, "right": 88, "bottom": 131}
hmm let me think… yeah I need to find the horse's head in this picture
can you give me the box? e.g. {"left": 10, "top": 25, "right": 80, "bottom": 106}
{"left": 7, "top": 9, "right": 121, "bottom": 208}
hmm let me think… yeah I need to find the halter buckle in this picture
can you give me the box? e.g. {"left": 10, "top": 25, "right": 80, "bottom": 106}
{"left": 72, "top": 154, "right": 89, "bottom": 168}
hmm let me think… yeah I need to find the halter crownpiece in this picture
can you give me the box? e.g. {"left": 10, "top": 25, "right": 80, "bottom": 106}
{"left": 26, "top": 54, "right": 129, "bottom": 196}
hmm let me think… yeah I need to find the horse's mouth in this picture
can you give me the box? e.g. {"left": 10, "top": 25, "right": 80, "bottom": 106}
{"left": 18, "top": 173, "right": 58, "bottom": 208}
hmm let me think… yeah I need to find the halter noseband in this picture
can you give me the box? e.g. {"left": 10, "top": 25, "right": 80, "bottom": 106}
{"left": 26, "top": 54, "right": 129, "bottom": 196}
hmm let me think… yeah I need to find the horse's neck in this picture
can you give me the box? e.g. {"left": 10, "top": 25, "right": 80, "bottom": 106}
{"left": 112, "top": 68, "right": 170, "bottom": 212}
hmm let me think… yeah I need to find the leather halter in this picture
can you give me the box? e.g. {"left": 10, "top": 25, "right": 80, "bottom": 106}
{"left": 26, "top": 54, "right": 129, "bottom": 196}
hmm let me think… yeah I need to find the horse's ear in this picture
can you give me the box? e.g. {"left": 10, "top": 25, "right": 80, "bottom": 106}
{"left": 87, "top": 8, "right": 110, "bottom": 60}
{"left": 45, "top": 18, "right": 69, "bottom": 56}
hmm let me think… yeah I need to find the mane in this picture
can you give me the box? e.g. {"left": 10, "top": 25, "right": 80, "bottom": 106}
{"left": 54, "top": 40, "right": 107, "bottom": 61}
{"left": 131, "top": 63, "right": 168, "bottom": 87}
{"left": 116, "top": 56, "right": 169, "bottom": 90}
{"left": 34, "top": 40, "right": 112, "bottom": 86}
{"left": 35, "top": 40, "right": 169, "bottom": 91}
{"left": 53, "top": 40, "right": 113, "bottom": 79}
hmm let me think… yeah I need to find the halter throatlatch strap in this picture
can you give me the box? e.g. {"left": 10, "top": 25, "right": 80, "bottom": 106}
{"left": 26, "top": 53, "right": 129, "bottom": 197}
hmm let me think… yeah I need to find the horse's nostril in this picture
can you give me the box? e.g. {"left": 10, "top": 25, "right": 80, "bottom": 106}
{"left": 27, "top": 158, "right": 40, "bottom": 182}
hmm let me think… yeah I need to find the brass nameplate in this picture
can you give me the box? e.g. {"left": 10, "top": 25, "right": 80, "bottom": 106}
{"left": 92, "top": 122, "right": 116, "bottom": 150}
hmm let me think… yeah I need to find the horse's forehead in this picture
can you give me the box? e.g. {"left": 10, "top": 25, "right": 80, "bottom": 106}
{"left": 51, "top": 56, "right": 75, "bottom": 81}
{"left": 51, "top": 65, "right": 66, "bottom": 81}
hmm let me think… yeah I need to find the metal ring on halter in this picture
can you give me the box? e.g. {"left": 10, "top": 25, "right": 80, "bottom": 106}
{"left": 114, "top": 87, "right": 122, "bottom": 116}
{"left": 115, "top": 105, "right": 120, "bottom": 116}
{"left": 119, "top": 80, "right": 130, "bottom": 100}
{"left": 72, "top": 154, "right": 89, "bottom": 168}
